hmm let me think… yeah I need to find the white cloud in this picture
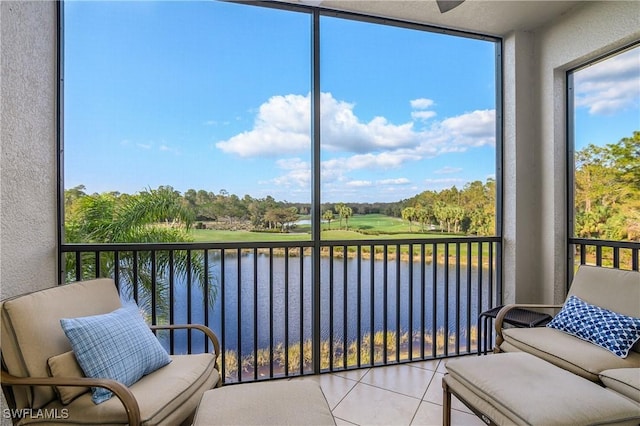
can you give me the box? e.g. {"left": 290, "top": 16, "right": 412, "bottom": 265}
{"left": 574, "top": 47, "right": 640, "bottom": 115}
{"left": 137, "top": 143, "right": 152, "bottom": 150}
{"left": 411, "top": 110, "right": 437, "bottom": 121}
{"left": 346, "top": 180, "right": 373, "bottom": 187}
{"left": 216, "top": 92, "right": 496, "bottom": 190}
{"left": 216, "top": 93, "right": 311, "bottom": 157}
{"left": 410, "top": 98, "right": 435, "bottom": 109}
{"left": 377, "top": 178, "right": 410, "bottom": 185}
{"left": 410, "top": 98, "right": 437, "bottom": 122}
{"left": 434, "top": 166, "right": 463, "bottom": 174}
{"left": 439, "top": 109, "right": 496, "bottom": 148}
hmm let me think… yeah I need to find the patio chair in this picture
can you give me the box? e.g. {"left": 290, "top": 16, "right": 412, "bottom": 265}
{"left": 1, "top": 278, "right": 221, "bottom": 425}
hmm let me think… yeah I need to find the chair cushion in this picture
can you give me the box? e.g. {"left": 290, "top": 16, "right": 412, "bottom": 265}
{"left": 193, "top": 379, "right": 335, "bottom": 426}
{"left": 600, "top": 368, "right": 640, "bottom": 403}
{"left": 21, "top": 354, "right": 219, "bottom": 426}
{"left": 47, "top": 351, "right": 89, "bottom": 404}
{"left": 444, "top": 353, "right": 640, "bottom": 426}
{"left": 60, "top": 303, "right": 171, "bottom": 404}
{"left": 0, "top": 279, "right": 122, "bottom": 409}
{"left": 547, "top": 295, "right": 640, "bottom": 358}
{"left": 568, "top": 266, "right": 640, "bottom": 319}
{"left": 501, "top": 327, "right": 640, "bottom": 381}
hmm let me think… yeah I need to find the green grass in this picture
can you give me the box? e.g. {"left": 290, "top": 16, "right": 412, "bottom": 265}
{"left": 191, "top": 214, "right": 465, "bottom": 242}
{"left": 191, "top": 229, "right": 310, "bottom": 242}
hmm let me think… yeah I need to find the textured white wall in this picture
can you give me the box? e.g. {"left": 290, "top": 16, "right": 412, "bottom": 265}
{"left": 535, "top": 1, "right": 640, "bottom": 304}
{"left": 1, "top": 1, "right": 57, "bottom": 422}
{"left": 502, "top": 30, "right": 543, "bottom": 304}
{"left": 502, "top": 1, "right": 640, "bottom": 305}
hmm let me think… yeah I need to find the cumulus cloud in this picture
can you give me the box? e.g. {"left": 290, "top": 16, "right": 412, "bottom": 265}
{"left": 216, "top": 92, "right": 494, "bottom": 158}
{"left": 216, "top": 92, "right": 496, "bottom": 190}
{"left": 574, "top": 47, "right": 640, "bottom": 115}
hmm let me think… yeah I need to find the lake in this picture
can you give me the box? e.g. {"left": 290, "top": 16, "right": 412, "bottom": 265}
{"left": 165, "top": 251, "right": 496, "bottom": 356}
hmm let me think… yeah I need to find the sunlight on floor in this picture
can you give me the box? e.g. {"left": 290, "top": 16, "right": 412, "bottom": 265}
{"left": 294, "top": 357, "right": 486, "bottom": 426}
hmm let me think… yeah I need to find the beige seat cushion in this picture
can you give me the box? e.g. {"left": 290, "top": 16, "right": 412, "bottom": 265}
{"left": 444, "top": 353, "right": 640, "bottom": 426}
{"left": 1, "top": 279, "right": 122, "bottom": 409}
{"left": 193, "top": 379, "right": 335, "bottom": 426}
{"left": 600, "top": 368, "right": 640, "bottom": 403}
{"left": 21, "top": 354, "right": 218, "bottom": 426}
{"left": 501, "top": 327, "right": 640, "bottom": 381}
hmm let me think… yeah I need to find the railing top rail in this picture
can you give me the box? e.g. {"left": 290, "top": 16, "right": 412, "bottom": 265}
{"left": 60, "top": 236, "right": 501, "bottom": 252}
{"left": 569, "top": 238, "right": 640, "bottom": 249}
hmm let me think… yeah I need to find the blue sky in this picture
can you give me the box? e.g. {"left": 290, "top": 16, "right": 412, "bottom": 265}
{"left": 64, "top": 1, "right": 638, "bottom": 204}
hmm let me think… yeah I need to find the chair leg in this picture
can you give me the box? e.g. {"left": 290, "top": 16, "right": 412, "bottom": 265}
{"left": 442, "top": 379, "right": 452, "bottom": 426}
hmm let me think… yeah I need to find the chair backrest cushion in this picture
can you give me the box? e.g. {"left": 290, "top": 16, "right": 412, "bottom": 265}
{"left": 567, "top": 265, "right": 640, "bottom": 354}
{"left": 1, "top": 279, "right": 122, "bottom": 409}
{"left": 568, "top": 266, "right": 640, "bottom": 318}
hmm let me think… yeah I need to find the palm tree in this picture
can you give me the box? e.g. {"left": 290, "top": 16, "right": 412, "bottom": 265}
{"left": 64, "top": 186, "right": 215, "bottom": 321}
{"left": 322, "top": 209, "right": 334, "bottom": 230}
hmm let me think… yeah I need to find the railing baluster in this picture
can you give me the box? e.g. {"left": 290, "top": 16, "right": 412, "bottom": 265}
{"left": 133, "top": 250, "right": 139, "bottom": 303}
{"left": 455, "top": 242, "right": 461, "bottom": 355}
{"left": 253, "top": 248, "right": 258, "bottom": 381}
{"left": 269, "top": 248, "right": 274, "bottom": 378}
{"left": 431, "top": 243, "right": 437, "bottom": 359}
{"left": 113, "top": 251, "right": 120, "bottom": 291}
{"left": 95, "top": 250, "right": 101, "bottom": 278}
{"left": 169, "top": 250, "right": 175, "bottom": 355}
{"left": 408, "top": 243, "right": 414, "bottom": 361}
{"left": 466, "top": 242, "right": 472, "bottom": 352}
{"left": 383, "top": 245, "right": 388, "bottom": 365}
{"left": 329, "top": 246, "right": 334, "bottom": 371}
{"left": 220, "top": 250, "right": 226, "bottom": 381}
{"left": 187, "top": 250, "right": 192, "bottom": 354}
{"left": 299, "top": 246, "right": 305, "bottom": 375}
{"left": 342, "top": 245, "right": 347, "bottom": 370}
{"left": 203, "top": 249, "right": 209, "bottom": 353}
{"left": 284, "top": 247, "right": 289, "bottom": 376}
{"left": 420, "top": 243, "right": 426, "bottom": 360}
{"left": 395, "top": 244, "right": 400, "bottom": 363}
{"left": 356, "top": 245, "right": 361, "bottom": 368}
{"left": 237, "top": 248, "right": 242, "bottom": 382}
{"left": 369, "top": 244, "right": 375, "bottom": 366}
{"left": 151, "top": 250, "right": 157, "bottom": 326}
{"left": 444, "top": 243, "right": 449, "bottom": 357}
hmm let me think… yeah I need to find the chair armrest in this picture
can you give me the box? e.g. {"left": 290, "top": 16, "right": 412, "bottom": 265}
{"left": 149, "top": 324, "right": 220, "bottom": 358}
{"left": 0, "top": 369, "right": 141, "bottom": 425}
{"left": 494, "top": 304, "right": 563, "bottom": 349}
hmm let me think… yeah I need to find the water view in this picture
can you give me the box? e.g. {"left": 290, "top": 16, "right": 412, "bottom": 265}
{"left": 165, "top": 249, "right": 496, "bottom": 378}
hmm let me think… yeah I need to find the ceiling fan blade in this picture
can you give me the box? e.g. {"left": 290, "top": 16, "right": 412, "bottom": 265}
{"left": 437, "top": 0, "right": 465, "bottom": 13}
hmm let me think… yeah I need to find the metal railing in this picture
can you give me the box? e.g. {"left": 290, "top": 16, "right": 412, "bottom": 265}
{"left": 61, "top": 237, "right": 501, "bottom": 384}
{"left": 570, "top": 237, "right": 639, "bottom": 272}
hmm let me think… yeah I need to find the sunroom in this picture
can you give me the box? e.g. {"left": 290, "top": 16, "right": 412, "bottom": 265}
{"left": 1, "top": 1, "right": 639, "bottom": 425}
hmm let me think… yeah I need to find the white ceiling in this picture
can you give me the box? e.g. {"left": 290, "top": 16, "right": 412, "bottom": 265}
{"left": 289, "top": 0, "right": 583, "bottom": 37}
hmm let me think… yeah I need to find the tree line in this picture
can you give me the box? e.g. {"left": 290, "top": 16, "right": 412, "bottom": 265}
{"left": 64, "top": 131, "right": 637, "bottom": 241}
{"left": 574, "top": 131, "right": 639, "bottom": 241}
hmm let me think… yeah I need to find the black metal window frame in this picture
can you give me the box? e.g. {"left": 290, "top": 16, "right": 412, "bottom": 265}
{"left": 56, "top": 1, "right": 505, "bottom": 380}
{"left": 566, "top": 41, "right": 640, "bottom": 287}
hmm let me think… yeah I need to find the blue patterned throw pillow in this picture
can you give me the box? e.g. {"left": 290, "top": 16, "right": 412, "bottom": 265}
{"left": 547, "top": 295, "right": 640, "bottom": 358}
{"left": 60, "top": 303, "right": 171, "bottom": 404}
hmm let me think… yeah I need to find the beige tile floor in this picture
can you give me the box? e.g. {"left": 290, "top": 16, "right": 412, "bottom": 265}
{"left": 298, "top": 357, "right": 486, "bottom": 426}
